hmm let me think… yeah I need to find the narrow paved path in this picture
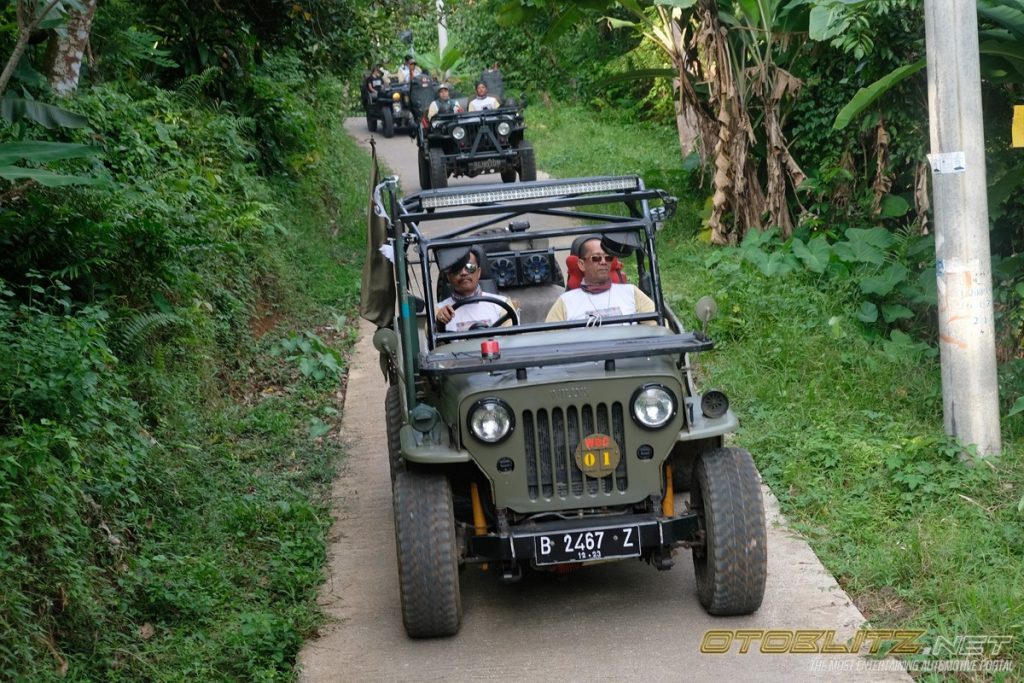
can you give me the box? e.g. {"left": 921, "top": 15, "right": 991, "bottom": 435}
{"left": 296, "top": 120, "right": 910, "bottom": 682}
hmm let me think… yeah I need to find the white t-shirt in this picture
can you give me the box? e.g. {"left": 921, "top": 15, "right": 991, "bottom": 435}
{"left": 467, "top": 95, "right": 501, "bottom": 112}
{"left": 437, "top": 293, "right": 513, "bottom": 332}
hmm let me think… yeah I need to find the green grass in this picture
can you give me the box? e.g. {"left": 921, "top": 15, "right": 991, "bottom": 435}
{"left": 527, "top": 104, "right": 1024, "bottom": 678}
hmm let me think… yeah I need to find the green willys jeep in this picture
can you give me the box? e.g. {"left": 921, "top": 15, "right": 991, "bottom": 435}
{"left": 364, "top": 175, "right": 767, "bottom": 638}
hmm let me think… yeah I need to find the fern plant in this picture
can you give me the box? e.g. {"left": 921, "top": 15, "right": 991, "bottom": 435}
{"left": 111, "top": 311, "right": 182, "bottom": 355}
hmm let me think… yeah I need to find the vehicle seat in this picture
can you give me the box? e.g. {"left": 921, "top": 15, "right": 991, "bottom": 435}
{"left": 565, "top": 254, "right": 627, "bottom": 290}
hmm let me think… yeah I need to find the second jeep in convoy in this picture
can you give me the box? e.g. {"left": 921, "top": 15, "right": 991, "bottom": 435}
{"left": 411, "top": 73, "right": 535, "bottom": 189}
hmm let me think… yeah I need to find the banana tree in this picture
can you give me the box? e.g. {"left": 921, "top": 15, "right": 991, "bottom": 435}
{"left": 606, "top": 0, "right": 808, "bottom": 242}
{"left": 0, "top": 0, "right": 106, "bottom": 193}
{"left": 413, "top": 44, "right": 472, "bottom": 86}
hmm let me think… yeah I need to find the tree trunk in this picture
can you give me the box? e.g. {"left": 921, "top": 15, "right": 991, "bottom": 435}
{"left": 45, "top": 0, "right": 97, "bottom": 96}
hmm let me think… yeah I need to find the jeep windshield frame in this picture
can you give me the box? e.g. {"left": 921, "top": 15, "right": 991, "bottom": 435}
{"left": 386, "top": 175, "right": 679, "bottom": 353}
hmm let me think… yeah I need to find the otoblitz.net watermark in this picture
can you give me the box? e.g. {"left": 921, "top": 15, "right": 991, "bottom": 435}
{"left": 700, "top": 629, "right": 1015, "bottom": 673}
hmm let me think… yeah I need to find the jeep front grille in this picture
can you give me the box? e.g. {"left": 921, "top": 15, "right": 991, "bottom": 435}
{"left": 460, "top": 122, "right": 502, "bottom": 153}
{"left": 522, "top": 403, "right": 628, "bottom": 501}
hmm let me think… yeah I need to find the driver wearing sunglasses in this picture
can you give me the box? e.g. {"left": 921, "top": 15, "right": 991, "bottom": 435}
{"left": 435, "top": 248, "right": 515, "bottom": 332}
{"left": 546, "top": 237, "right": 656, "bottom": 324}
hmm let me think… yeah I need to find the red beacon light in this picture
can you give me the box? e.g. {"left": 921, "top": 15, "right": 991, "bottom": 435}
{"left": 480, "top": 339, "right": 500, "bottom": 360}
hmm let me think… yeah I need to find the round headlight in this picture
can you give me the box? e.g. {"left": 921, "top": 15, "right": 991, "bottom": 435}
{"left": 631, "top": 385, "right": 676, "bottom": 430}
{"left": 468, "top": 399, "right": 514, "bottom": 443}
{"left": 392, "top": 92, "right": 402, "bottom": 101}
{"left": 496, "top": 121, "right": 511, "bottom": 136}
{"left": 451, "top": 126, "right": 466, "bottom": 141}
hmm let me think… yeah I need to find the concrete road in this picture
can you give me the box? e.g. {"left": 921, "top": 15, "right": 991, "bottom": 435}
{"left": 295, "top": 119, "right": 911, "bottom": 682}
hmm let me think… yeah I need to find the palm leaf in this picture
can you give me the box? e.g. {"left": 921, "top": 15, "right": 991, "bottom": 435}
{"left": 832, "top": 60, "right": 925, "bottom": 131}
{"left": 0, "top": 94, "right": 89, "bottom": 129}
{"left": 0, "top": 141, "right": 100, "bottom": 165}
{"left": 0, "top": 166, "right": 108, "bottom": 186}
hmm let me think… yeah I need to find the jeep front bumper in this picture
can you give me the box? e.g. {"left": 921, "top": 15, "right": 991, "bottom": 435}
{"left": 466, "top": 511, "right": 700, "bottom": 565}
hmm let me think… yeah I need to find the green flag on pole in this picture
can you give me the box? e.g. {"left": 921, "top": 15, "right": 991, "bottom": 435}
{"left": 359, "top": 140, "right": 397, "bottom": 328}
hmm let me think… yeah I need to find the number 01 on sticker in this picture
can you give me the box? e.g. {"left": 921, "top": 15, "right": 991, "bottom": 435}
{"left": 534, "top": 525, "right": 642, "bottom": 565}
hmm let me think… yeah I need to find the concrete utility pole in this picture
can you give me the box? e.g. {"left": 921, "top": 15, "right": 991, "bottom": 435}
{"left": 924, "top": 0, "right": 1001, "bottom": 457}
{"left": 437, "top": 0, "right": 448, "bottom": 54}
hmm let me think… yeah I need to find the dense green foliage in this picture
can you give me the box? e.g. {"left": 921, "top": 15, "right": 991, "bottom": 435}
{"left": 529, "top": 107, "right": 1023, "bottom": 673}
{"left": 0, "top": 0, "right": 377, "bottom": 678}
{"left": 0, "top": 63, "right": 369, "bottom": 678}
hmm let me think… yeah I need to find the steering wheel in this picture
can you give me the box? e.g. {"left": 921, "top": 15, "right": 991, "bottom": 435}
{"left": 450, "top": 295, "right": 519, "bottom": 328}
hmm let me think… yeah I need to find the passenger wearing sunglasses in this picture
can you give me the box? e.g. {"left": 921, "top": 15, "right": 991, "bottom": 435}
{"left": 545, "top": 237, "right": 655, "bottom": 324}
{"left": 435, "top": 248, "right": 515, "bottom": 332}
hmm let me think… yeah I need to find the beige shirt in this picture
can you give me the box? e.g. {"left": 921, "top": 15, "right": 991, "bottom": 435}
{"left": 546, "top": 284, "right": 656, "bottom": 324}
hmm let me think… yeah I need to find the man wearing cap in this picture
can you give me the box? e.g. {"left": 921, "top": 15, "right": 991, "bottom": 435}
{"left": 426, "top": 84, "right": 463, "bottom": 120}
{"left": 435, "top": 247, "right": 516, "bottom": 332}
{"left": 467, "top": 81, "right": 501, "bottom": 112}
{"left": 546, "top": 237, "right": 656, "bottom": 324}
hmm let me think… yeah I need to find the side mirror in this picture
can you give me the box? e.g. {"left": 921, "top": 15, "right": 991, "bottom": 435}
{"left": 373, "top": 328, "right": 399, "bottom": 356}
{"left": 694, "top": 296, "right": 717, "bottom": 336}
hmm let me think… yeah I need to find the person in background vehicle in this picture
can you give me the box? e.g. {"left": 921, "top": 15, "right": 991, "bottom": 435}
{"left": 398, "top": 55, "right": 421, "bottom": 84}
{"left": 467, "top": 81, "right": 501, "bottom": 111}
{"left": 545, "top": 237, "right": 656, "bottom": 324}
{"left": 426, "top": 83, "right": 463, "bottom": 120}
{"left": 365, "top": 64, "right": 384, "bottom": 98}
{"left": 435, "top": 248, "right": 514, "bottom": 332}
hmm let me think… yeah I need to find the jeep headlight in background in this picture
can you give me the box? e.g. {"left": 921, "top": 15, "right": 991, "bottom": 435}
{"left": 631, "top": 384, "right": 676, "bottom": 429}
{"left": 496, "top": 121, "right": 511, "bottom": 136}
{"left": 391, "top": 92, "right": 402, "bottom": 101}
{"left": 452, "top": 126, "right": 467, "bottom": 141}
{"left": 468, "top": 399, "right": 514, "bottom": 443}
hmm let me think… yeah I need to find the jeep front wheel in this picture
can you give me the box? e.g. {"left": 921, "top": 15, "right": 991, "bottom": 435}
{"left": 385, "top": 385, "right": 404, "bottom": 483}
{"left": 393, "top": 471, "right": 462, "bottom": 638}
{"left": 517, "top": 140, "right": 536, "bottom": 181}
{"left": 382, "top": 107, "right": 395, "bottom": 138}
{"left": 429, "top": 147, "right": 448, "bottom": 189}
{"left": 690, "top": 447, "right": 767, "bottom": 615}
{"left": 366, "top": 109, "right": 377, "bottom": 133}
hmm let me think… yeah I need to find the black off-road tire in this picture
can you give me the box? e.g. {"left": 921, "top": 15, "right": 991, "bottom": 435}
{"left": 429, "top": 147, "right": 448, "bottom": 189}
{"left": 393, "top": 471, "right": 462, "bottom": 638}
{"left": 691, "top": 447, "right": 767, "bottom": 615}
{"left": 385, "top": 385, "right": 404, "bottom": 483}
{"left": 366, "top": 110, "right": 377, "bottom": 133}
{"left": 500, "top": 167, "right": 517, "bottom": 183}
{"left": 382, "top": 107, "right": 395, "bottom": 138}
{"left": 517, "top": 140, "right": 536, "bottom": 181}
{"left": 418, "top": 151, "right": 432, "bottom": 190}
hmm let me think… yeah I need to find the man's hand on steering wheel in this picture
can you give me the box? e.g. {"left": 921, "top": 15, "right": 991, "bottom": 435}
{"left": 448, "top": 296, "right": 520, "bottom": 328}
